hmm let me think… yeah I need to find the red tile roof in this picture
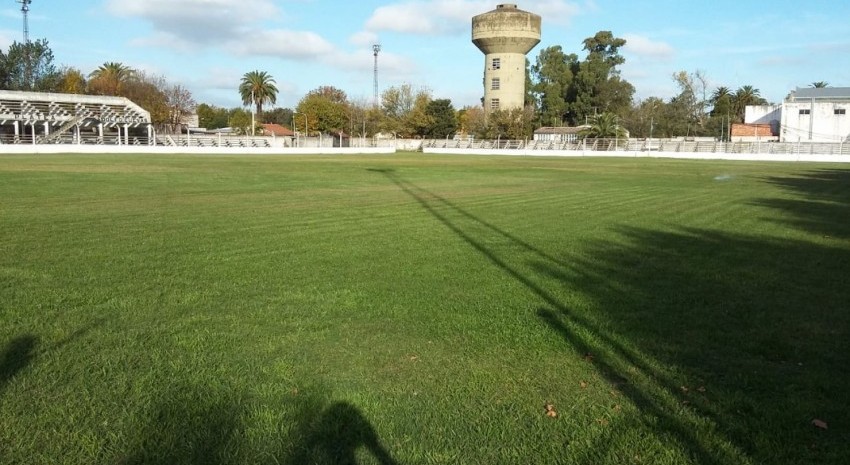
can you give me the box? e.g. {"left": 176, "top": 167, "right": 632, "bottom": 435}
{"left": 261, "top": 123, "right": 295, "bottom": 137}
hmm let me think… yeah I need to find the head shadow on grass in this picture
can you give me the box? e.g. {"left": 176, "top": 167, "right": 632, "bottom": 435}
{"left": 1, "top": 318, "right": 106, "bottom": 397}
{"left": 0, "top": 335, "right": 38, "bottom": 395}
{"left": 117, "top": 381, "right": 397, "bottom": 465}
{"left": 374, "top": 167, "right": 850, "bottom": 464}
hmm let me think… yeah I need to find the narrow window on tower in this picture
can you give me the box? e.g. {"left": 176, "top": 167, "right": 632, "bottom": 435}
{"left": 491, "top": 99, "right": 500, "bottom": 110}
{"left": 835, "top": 109, "right": 846, "bottom": 115}
{"left": 799, "top": 109, "right": 811, "bottom": 115}
{"left": 492, "top": 58, "right": 501, "bottom": 70}
{"left": 491, "top": 78, "right": 500, "bottom": 90}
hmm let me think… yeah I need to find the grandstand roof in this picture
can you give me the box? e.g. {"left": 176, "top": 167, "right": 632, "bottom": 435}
{"left": 0, "top": 90, "right": 151, "bottom": 127}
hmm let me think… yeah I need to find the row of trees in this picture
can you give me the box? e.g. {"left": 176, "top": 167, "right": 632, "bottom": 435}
{"left": 0, "top": 39, "right": 194, "bottom": 133}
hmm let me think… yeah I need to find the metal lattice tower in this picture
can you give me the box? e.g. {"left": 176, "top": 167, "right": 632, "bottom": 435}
{"left": 18, "top": 0, "right": 32, "bottom": 43}
{"left": 372, "top": 44, "right": 381, "bottom": 107}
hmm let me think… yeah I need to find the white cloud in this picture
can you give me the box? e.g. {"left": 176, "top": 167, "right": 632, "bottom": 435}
{"left": 0, "top": 29, "right": 16, "bottom": 50}
{"left": 623, "top": 34, "right": 674, "bottom": 60}
{"left": 104, "top": 0, "right": 279, "bottom": 43}
{"left": 324, "top": 49, "right": 418, "bottom": 77}
{"left": 365, "top": 0, "right": 581, "bottom": 36}
{"left": 227, "top": 30, "right": 336, "bottom": 59}
{"left": 349, "top": 31, "right": 380, "bottom": 47}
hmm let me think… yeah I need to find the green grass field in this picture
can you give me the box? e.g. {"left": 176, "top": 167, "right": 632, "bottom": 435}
{"left": 1, "top": 153, "right": 848, "bottom": 464}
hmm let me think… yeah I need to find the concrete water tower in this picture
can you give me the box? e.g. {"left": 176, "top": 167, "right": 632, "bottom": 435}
{"left": 472, "top": 4, "right": 541, "bottom": 115}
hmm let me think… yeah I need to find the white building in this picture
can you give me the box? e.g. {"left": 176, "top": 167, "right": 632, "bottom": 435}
{"left": 746, "top": 87, "right": 850, "bottom": 143}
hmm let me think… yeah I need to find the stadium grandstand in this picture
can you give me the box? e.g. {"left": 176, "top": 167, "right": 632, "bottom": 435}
{"left": 0, "top": 90, "right": 153, "bottom": 145}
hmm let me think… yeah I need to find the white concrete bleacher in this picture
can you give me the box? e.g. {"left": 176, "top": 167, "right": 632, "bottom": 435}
{"left": 0, "top": 90, "right": 152, "bottom": 145}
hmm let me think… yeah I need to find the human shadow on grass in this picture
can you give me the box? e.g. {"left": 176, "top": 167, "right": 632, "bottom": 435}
{"left": 118, "top": 381, "right": 397, "bottom": 465}
{"left": 1, "top": 319, "right": 105, "bottom": 398}
{"left": 0, "top": 335, "right": 38, "bottom": 395}
{"left": 752, "top": 169, "right": 850, "bottom": 238}
{"left": 375, "top": 169, "right": 849, "bottom": 463}
{"left": 283, "top": 401, "right": 398, "bottom": 465}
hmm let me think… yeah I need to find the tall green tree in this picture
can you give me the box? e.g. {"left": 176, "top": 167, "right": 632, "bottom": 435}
{"left": 530, "top": 45, "right": 577, "bottom": 126}
{"left": 262, "top": 107, "right": 295, "bottom": 126}
{"left": 380, "top": 84, "right": 432, "bottom": 137}
{"left": 810, "top": 81, "right": 829, "bottom": 88}
{"left": 228, "top": 108, "right": 252, "bottom": 135}
{"left": 197, "top": 103, "right": 230, "bottom": 130}
{"left": 570, "top": 31, "right": 634, "bottom": 124}
{"left": 0, "top": 39, "right": 60, "bottom": 91}
{"left": 296, "top": 86, "right": 349, "bottom": 135}
{"left": 424, "top": 99, "right": 457, "bottom": 138}
{"left": 239, "top": 70, "right": 278, "bottom": 117}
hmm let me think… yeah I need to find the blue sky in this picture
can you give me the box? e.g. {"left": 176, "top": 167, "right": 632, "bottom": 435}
{"left": 1, "top": 0, "right": 848, "bottom": 111}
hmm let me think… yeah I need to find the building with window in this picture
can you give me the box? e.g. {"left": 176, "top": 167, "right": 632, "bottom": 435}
{"left": 746, "top": 87, "right": 850, "bottom": 142}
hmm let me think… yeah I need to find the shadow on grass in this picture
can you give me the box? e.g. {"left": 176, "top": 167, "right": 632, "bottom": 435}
{"left": 0, "top": 335, "right": 38, "bottom": 395}
{"left": 118, "top": 384, "right": 242, "bottom": 465}
{"left": 1, "top": 320, "right": 104, "bottom": 397}
{"left": 118, "top": 382, "right": 396, "bottom": 465}
{"left": 753, "top": 169, "right": 850, "bottom": 238}
{"left": 375, "top": 168, "right": 850, "bottom": 464}
{"left": 283, "top": 401, "right": 398, "bottom": 465}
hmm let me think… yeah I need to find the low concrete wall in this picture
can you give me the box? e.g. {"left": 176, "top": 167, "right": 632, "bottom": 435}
{"left": 0, "top": 145, "right": 396, "bottom": 156}
{"left": 424, "top": 148, "right": 850, "bottom": 163}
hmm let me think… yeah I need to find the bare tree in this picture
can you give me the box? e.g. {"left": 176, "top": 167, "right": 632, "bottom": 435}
{"left": 166, "top": 84, "right": 196, "bottom": 133}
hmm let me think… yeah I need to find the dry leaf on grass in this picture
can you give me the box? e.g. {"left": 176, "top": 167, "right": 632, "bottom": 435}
{"left": 544, "top": 403, "right": 558, "bottom": 418}
{"left": 812, "top": 419, "right": 828, "bottom": 430}
{"left": 579, "top": 381, "right": 588, "bottom": 389}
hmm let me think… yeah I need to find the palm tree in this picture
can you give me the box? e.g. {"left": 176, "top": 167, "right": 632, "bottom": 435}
{"left": 580, "top": 112, "right": 627, "bottom": 139}
{"left": 88, "top": 62, "right": 135, "bottom": 96}
{"left": 810, "top": 81, "right": 829, "bottom": 88}
{"left": 710, "top": 86, "right": 733, "bottom": 117}
{"left": 732, "top": 85, "right": 765, "bottom": 121}
{"left": 239, "top": 71, "right": 278, "bottom": 117}
{"left": 710, "top": 86, "right": 732, "bottom": 105}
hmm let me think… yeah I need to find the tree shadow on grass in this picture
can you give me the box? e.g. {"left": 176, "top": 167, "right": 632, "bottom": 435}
{"left": 374, "top": 168, "right": 850, "bottom": 464}
{"left": 752, "top": 169, "right": 850, "bottom": 238}
{"left": 538, "top": 227, "right": 850, "bottom": 463}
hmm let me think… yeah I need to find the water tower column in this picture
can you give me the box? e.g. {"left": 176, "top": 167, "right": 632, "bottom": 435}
{"left": 472, "top": 4, "right": 541, "bottom": 115}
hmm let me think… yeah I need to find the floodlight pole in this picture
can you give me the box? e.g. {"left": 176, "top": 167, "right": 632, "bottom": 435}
{"left": 250, "top": 90, "right": 255, "bottom": 136}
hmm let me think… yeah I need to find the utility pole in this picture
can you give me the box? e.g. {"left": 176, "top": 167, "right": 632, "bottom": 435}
{"left": 18, "top": 0, "right": 33, "bottom": 89}
{"left": 18, "top": 0, "right": 32, "bottom": 43}
{"left": 372, "top": 44, "right": 381, "bottom": 108}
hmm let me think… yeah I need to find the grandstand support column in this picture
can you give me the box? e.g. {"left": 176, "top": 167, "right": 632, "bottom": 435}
{"left": 30, "top": 123, "right": 35, "bottom": 144}
{"left": 147, "top": 125, "right": 153, "bottom": 145}
{"left": 13, "top": 121, "right": 19, "bottom": 137}
{"left": 44, "top": 122, "right": 49, "bottom": 137}
{"left": 98, "top": 123, "right": 103, "bottom": 142}
{"left": 124, "top": 124, "right": 129, "bottom": 145}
